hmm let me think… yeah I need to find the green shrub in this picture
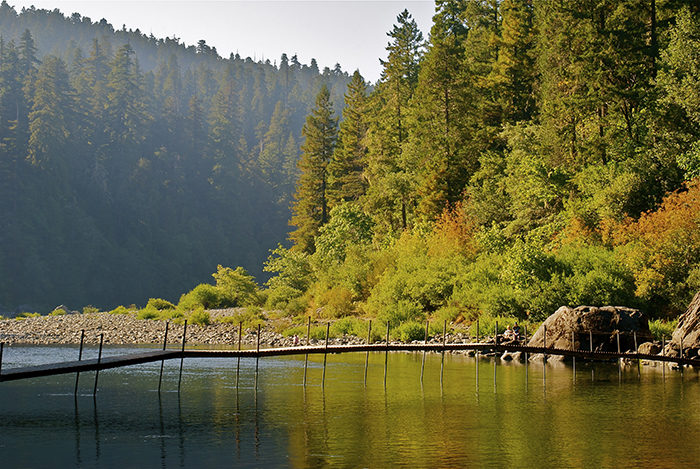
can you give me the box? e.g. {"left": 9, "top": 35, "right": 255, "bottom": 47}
{"left": 188, "top": 308, "right": 211, "bottom": 326}
{"left": 147, "top": 298, "right": 176, "bottom": 311}
{"left": 212, "top": 265, "right": 263, "bottom": 307}
{"left": 394, "top": 321, "right": 426, "bottom": 342}
{"left": 137, "top": 307, "right": 160, "bottom": 320}
{"left": 648, "top": 318, "right": 678, "bottom": 341}
{"left": 107, "top": 305, "right": 134, "bottom": 315}
{"left": 178, "top": 284, "right": 221, "bottom": 311}
{"left": 49, "top": 308, "right": 67, "bottom": 316}
{"left": 82, "top": 305, "right": 99, "bottom": 314}
{"left": 15, "top": 312, "right": 41, "bottom": 320}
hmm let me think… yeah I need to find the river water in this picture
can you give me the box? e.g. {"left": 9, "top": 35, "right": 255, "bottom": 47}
{"left": 0, "top": 345, "right": 699, "bottom": 468}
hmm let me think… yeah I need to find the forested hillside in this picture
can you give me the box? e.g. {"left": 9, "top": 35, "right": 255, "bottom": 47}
{"left": 262, "top": 0, "right": 700, "bottom": 330}
{"left": 0, "top": 2, "right": 351, "bottom": 311}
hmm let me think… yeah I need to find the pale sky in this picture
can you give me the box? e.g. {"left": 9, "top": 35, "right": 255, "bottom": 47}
{"left": 9, "top": 1, "right": 436, "bottom": 82}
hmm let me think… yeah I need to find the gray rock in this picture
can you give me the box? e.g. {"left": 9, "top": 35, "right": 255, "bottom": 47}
{"left": 638, "top": 341, "right": 661, "bottom": 355}
{"left": 667, "top": 291, "right": 700, "bottom": 358}
{"left": 527, "top": 305, "right": 650, "bottom": 353}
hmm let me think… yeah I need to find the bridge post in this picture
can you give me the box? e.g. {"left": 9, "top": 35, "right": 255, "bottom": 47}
{"left": 617, "top": 332, "right": 621, "bottom": 383}
{"left": 420, "top": 319, "right": 428, "bottom": 383}
{"left": 476, "top": 318, "right": 479, "bottom": 342}
{"left": 158, "top": 322, "right": 169, "bottom": 393}
{"left": 543, "top": 325, "right": 547, "bottom": 361}
{"left": 322, "top": 322, "right": 330, "bottom": 387}
{"left": 0, "top": 341, "right": 4, "bottom": 377}
{"left": 634, "top": 331, "right": 640, "bottom": 379}
{"left": 178, "top": 320, "right": 187, "bottom": 392}
{"left": 93, "top": 333, "right": 104, "bottom": 396}
{"left": 384, "top": 323, "right": 390, "bottom": 388}
{"left": 236, "top": 321, "right": 242, "bottom": 387}
{"left": 304, "top": 318, "right": 311, "bottom": 387}
{"left": 440, "top": 320, "right": 447, "bottom": 386}
{"left": 662, "top": 336, "right": 666, "bottom": 379}
{"left": 680, "top": 335, "right": 684, "bottom": 375}
{"left": 74, "top": 329, "right": 85, "bottom": 396}
{"left": 255, "top": 323, "right": 260, "bottom": 388}
{"left": 364, "top": 320, "right": 372, "bottom": 387}
{"left": 589, "top": 330, "right": 593, "bottom": 353}
{"left": 572, "top": 330, "right": 576, "bottom": 382}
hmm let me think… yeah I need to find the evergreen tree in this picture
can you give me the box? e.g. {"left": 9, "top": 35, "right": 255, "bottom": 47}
{"left": 289, "top": 85, "right": 338, "bottom": 253}
{"left": 327, "top": 70, "right": 368, "bottom": 208}
{"left": 364, "top": 9, "right": 424, "bottom": 233}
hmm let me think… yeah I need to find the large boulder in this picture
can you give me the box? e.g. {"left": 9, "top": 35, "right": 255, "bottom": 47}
{"left": 668, "top": 291, "right": 700, "bottom": 358}
{"left": 528, "top": 306, "right": 650, "bottom": 353}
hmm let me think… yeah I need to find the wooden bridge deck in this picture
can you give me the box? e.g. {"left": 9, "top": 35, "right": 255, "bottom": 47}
{"left": 1, "top": 342, "right": 698, "bottom": 383}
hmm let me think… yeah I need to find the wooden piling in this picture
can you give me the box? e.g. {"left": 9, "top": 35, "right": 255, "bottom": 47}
{"left": 255, "top": 323, "right": 261, "bottom": 386}
{"left": 304, "top": 317, "right": 310, "bottom": 387}
{"left": 236, "top": 322, "right": 242, "bottom": 387}
{"left": 158, "top": 323, "right": 169, "bottom": 393}
{"left": 178, "top": 320, "right": 187, "bottom": 392}
{"left": 0, "top": 341, "right": 4, "bottom": 376}
{"left": 680, "top": 335, "right": 684, "bottom": 374}
{"left": 543, "top": 325, "right": 547, "bottom": 361}
{"left": 572, "top": 330, "right": 576, "bottom": 381}
{"left": 476, "top": 318, "right": 479, "bottom": 342}
{"left": 74, "top": 329, "right": 85, "bottom": 396}
{"left": 93, "top": 333, "right": 104, "bottom": 396}
{"left": 617, "top": 331, "right": 621, "bottom": 382}
{"left": 364, "top": 320, "right": 372, "bottom": 387}
{"left": 440, "top": 320, "right": 446, "bottom": 386}
{"left": 420, "top": 320, "right": 428, "bottom": 383}
{"left": 634, "top": 331, "right": 640, "bottom": 379}
{"left": 589, "top": 330, "right": 593, "bottom": 353}
{"left": 662, "top": 336, "right": 666, "bottom": 379}
{"left": 322, "top": 322, "right": 330, "bottom": 387}
{"left": 524, "top": 325, "right": 528, "bottom": 361}
{"left": 495, "top": 321, "right": 499, "bottom": 345}
{"left": 384, "top": 323, "right": 390, "bottom": 388}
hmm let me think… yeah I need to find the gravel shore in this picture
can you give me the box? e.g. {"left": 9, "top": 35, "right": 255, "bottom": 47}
{"left": 0, "top": 310, "right": 301, "bottom": 347}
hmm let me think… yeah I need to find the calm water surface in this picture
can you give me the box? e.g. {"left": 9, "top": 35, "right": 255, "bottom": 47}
{"left": 0, "top": 345, "right": 699, "bottom": 468}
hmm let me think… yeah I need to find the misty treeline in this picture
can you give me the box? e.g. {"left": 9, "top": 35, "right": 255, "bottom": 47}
{"left": 0, "top": 2, "right": 351, "bottom": 311}
{"left": 264, "top": 0, "right": 700, "bottom": 333}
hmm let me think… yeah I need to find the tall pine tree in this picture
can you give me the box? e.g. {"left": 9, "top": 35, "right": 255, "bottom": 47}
{"left": 289, "top": 85, "right": 338, "bottom": 253}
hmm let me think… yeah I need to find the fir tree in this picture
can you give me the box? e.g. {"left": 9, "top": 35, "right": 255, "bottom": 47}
{"left": 289, "top": 85, "right": 338, "bottom": 253}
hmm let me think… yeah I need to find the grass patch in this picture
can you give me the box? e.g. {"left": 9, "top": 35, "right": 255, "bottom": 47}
{"left": 82, "top": 305, "right": 99, "bottom": 314}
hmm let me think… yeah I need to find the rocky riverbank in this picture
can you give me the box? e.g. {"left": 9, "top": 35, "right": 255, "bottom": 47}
{"left": 0, "top": 310, "right": 479, "bottom": 348}
{"left": 0, "top": 311, "right": 299, "bottom": 347}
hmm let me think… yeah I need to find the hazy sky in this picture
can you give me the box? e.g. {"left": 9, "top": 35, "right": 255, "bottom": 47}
{"left": 10, "top": 1, "right": 436, "bottom": 82}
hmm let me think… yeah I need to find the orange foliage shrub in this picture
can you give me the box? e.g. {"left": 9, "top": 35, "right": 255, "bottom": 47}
{"left": 614, "top": 180, "right": 700, "bottom": 313}
{"left": 427, "top": 203, "right": 478, "bottom": 258}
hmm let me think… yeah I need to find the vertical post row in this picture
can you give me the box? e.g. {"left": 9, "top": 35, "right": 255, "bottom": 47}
{"left": 158, "top": 322, "right": 169, "bottom": 393}
{"left": 178, "top": 320, "right": 187, "bottom": 392}
{"left": 93, "top": 333, "right": 104, "bottom": 396}
{"left": 74, "top": 329, "right": 85, "bottom": 396}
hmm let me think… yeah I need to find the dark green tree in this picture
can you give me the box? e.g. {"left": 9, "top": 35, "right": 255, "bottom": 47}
{"left": 289, "top": 85, "right": 338, "bottom": 253}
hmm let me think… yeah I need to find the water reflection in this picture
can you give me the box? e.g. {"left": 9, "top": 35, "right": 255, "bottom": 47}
{"left": 0, "top": 346, "right": 699, "bottom": 467}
